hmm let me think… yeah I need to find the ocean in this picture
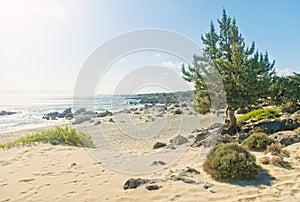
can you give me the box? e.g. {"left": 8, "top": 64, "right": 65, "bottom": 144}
{"left": 0, "top": 94, "right": 139, "bottom": 134}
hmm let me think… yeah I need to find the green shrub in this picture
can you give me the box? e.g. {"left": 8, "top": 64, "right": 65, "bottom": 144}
{"left": 203, "top": 143, "right": 259, "bottom": 180}
{"left": 0, "top": 127, "right": 95, "bottom": 149}
{"left": 250, "top": 127, "right": 268, "bottom": 134}
{"left": 218, "top": 134, "right": 236, "bottom": 144}
{"left": 237, "top": 108, "right": 280, "bottom": 123}
{"left": 242, "top": 133, "right": 275, "bottom": 150}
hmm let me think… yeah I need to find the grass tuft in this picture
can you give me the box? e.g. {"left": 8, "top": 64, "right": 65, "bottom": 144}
{"left": 237, "top": 108, "right": 280, "bottom": 123}
{"left": 0, "top": 127, "right": 95, "bottom": 149}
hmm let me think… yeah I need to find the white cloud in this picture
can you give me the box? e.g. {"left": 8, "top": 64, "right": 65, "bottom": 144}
{"left": 276, "top": 68, "right": 292, "bottom": 76}
{"left": 162, "top": 61, "right": 183, "bottom": 69}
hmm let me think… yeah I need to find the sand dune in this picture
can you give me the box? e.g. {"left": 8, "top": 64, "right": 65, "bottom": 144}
{"left": 0, "top": 142, "right": 299, "bottom": 202}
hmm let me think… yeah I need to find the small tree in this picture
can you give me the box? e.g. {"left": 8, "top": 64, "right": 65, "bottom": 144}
{"left": 269, "top": 73, "right": 300, "bottom": 112}
{"left": 182, "top": 9, "right": 275, "bottom": 133}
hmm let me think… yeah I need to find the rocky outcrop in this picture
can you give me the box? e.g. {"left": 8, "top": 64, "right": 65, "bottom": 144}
{"left": 241, "top": 118, "right": 300, "bottom": 134}
{"left": 270, "top": 131, "right": 300, "bottom": 146}
{"left": 43, "top": 107, "right": 73, "bottom": 120}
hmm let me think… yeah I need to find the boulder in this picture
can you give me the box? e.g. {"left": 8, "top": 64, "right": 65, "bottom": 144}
{"left": 72, "top": 116, "right": 91, "bottom": 125}
{"left": 181, "top": 103, "right": 188, "bottom": 108}
{"left": 97, "top": 110, "right": 113, "bottom": 117}
{"left": 74, "top": 108, "right": 86, "bottom": 116}
{"left": 153, "top": 142, "right": 166, "bottom": 149}
{"left": 123, "top": 178, "right": 149, "bottom": 190}
{"left": 172, "top": 108, "right": 183, "bottom": 115}
{"left": 145, "top": 185, "right": 160, "bottom": 191}
{"left": 169, "top": 135, "right": 188, "bottom": 145}
{"left": 270, "top": 131, "right": 300, "bottom": 146}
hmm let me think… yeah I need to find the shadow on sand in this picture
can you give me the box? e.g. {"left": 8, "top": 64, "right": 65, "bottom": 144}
{"left": 223, "top": 169, "right": 276, "bottom": 187}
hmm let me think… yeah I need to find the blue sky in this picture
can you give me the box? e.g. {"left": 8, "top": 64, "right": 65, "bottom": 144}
{"left": 0, "top": 0, "right": 299, "bottom": 94}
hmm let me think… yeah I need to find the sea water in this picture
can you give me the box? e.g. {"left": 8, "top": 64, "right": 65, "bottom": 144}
{"left": 0, "top": 94, "right": 139, "bottom": 134}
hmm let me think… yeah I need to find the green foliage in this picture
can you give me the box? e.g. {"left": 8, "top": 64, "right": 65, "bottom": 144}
{"left": 218, "top": 134, "right": 236, "bottom": 144}
{"left": 269, "top": 73, "right": 300, "bottom": 111}
{"left": 242, "top": 133, "right": 275, "bottom": 150}
{"left": 0, "top": 127, "right": 95, "bottom": 149}
{"left": 250, "top": 127, "right": 268, "bottom": 134}
{"left": 237, "top": 108, "right": 280, "bottom": 122}
{"left": 182, "top": 9, "right": 275, "bottom": 118}
{"left": 203, "top": 143, "right": 259, "bottom": 180}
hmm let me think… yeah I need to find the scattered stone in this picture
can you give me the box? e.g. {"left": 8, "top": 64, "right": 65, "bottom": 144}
{"left": 188, "top": 135, "right": 194, "bottom": 139}
{"left": 183, "top": 167, "right": 200, "bottom": 175}
{"left": 181, "top": 103, "right": 188, "bottom": 108}
{"left": 150, "top": 161, "right": 166, "bottom": 166}
{"left": 43, "top": 108, "right": 73, "bottom": 120}
{"left": 51, "top": 139, "right": 60, "bottom": 145}
{"left": 97, "top": 110, "right": 113, "bottom": 117}
{"left": 208, "top": 123, "right": 223, "bottom": 130}
{"left": 173, "top": 108, "right": 183, "bottom": 115}
{"left": 203, "top": 183, "right": 212, "bottom": 189}
{"left": 93, "top": 121, "right": 101, "bottom": 125}
{"left": 123, "top": 178, "right": 149, "bottom": 190}
{"left": 169, "top": 135, "right": 188, "bottom": 145}
{"left": 108, "top": 118, "right": 114, "bottom": 123}
{"left": 89, "top": 119, "right": 95, "bottom": 123}
{"left": 69, "top": 162, "right": 77, "bottom": 168}
{"left": 182, "top": 178, "right": 196, "bottom": 184}
{"left": 153, "top": 142, "right": 166, "bottom": 149}
{"left": 145, "top": 185, "right": 160, "bottom": 191}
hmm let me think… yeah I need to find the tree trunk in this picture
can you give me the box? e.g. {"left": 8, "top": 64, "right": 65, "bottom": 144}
{"left": 225, "top": 106, "right": 238, "bottom": 135}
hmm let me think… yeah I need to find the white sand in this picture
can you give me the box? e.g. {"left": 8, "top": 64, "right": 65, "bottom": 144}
{"left": 0, "top": 111, "right": 299, "bottom": 201}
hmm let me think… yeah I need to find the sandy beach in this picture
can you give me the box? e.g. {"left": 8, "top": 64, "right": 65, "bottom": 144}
{"left": 0, "top": 108, "right": 300, "bottom": 202}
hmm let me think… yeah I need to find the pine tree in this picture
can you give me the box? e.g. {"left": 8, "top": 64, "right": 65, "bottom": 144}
{"left": 182, "top": 9, "right": 275, "bottom": 133}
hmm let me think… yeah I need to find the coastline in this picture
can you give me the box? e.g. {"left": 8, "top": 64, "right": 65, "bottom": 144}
{"left": 0, "top": 104, "right": 299, "bottom": 201}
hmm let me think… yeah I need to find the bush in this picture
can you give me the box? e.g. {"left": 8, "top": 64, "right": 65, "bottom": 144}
{"left": 242, "top": 133, "right": 275, "bottom": 150}
{"left": 237, "top": 108, "right": 280, "bottom": 123}
{"left": 203, "top": 143, "right": 259, "bottom": 180}
{"left": 250, "top": 127, "right": 268, "bottom": 134}
{"left": 0, "top": 127, "right": 95, "bottom": 149}
{"left": 265, "top": 143, "right": 290, "bottom": 157}
{"left": 218, "top": 134, "right": 236, "bottom": 144}
{"left": 271, "top": 156, "right": 292, "bottom": 169}
{"left": 259, "top": 156, "right": 270, "bottom": 165}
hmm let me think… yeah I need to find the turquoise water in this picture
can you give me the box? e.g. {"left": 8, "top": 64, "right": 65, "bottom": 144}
{"left": 0, "top": 94, "right": 138, "bottom": 134}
